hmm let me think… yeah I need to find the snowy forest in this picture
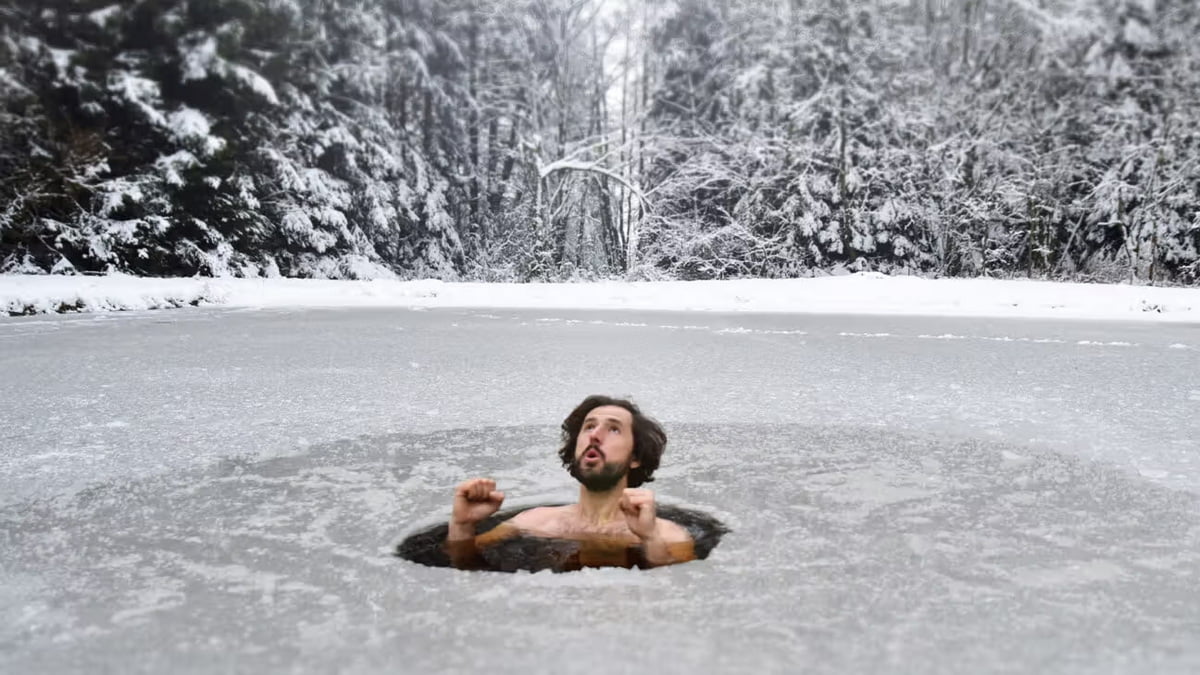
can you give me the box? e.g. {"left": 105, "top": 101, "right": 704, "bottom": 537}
{"left": 1, "top": 0, "right": 1197, "bottom": 283}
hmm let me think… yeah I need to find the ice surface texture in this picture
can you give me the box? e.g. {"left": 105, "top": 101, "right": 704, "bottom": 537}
{"left": 2, "top": 307, "right": 1198, "bottom": 673}
{"left": 3, "top": 425, "right": 1198, "bottom": 674}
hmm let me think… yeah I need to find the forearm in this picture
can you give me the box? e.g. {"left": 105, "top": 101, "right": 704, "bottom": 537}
{"left": 447, "top": 521, "right": 476, "bottom": 542}
{"left": 444, "top": 522, "right": 517, "bottom": 570}
{"left": 444, "top": 521, "right": 481, "bottom": 568}
{"left": 638, "top": 535, "right": 696, "bottom": 566}
{"left": 639, "top": 536, "right": 686, "bottom": 568}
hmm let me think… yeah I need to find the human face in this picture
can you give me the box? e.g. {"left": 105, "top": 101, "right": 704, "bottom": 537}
{"left": 570, "top": 405, "right": 639, "bottom": 492}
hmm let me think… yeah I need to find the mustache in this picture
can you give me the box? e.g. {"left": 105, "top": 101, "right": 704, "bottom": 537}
{"left": 584, "top": 443, "right": 605, "bottom": 460}
{"left": 569, "top": 450, "right": 629, "bottom": 492}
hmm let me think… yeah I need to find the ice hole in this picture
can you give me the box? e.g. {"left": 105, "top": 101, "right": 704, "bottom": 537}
{"left": 395, "top": 503, "right": 728, "bottom": 573}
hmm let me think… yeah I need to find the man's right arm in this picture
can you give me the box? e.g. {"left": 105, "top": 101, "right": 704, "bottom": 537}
{"left": 444, "top": 478, "right": 508, "bottom": 569}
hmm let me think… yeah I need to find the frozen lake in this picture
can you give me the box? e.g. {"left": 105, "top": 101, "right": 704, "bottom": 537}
{"left": 2, "top": 308, "right": 1199, "bottom": 673}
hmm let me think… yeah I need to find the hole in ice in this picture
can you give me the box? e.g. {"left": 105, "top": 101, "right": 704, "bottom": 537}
{"left": 395, "top": 503, "right": 728, "bottom": 573}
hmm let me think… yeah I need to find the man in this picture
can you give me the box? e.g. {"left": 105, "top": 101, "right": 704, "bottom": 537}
{"left": 446, "top": 395, "right": 695, "bottom": 570}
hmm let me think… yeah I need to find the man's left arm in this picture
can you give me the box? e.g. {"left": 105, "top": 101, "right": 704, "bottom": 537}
{"left": 621, "top": 489, "right": 696, "bottom": 567}
{"left": 638, "top": 519, "right": 695, "bottom": 567}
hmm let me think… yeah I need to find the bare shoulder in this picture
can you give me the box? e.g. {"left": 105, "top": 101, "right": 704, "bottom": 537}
{"left": 507, "top": 505, "right": 570, "bottom": 532}
{"left": 655, "top": 517, "right": 693, "bottom": 544}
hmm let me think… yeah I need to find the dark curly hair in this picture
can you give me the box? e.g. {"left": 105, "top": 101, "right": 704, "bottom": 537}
{"left": 557, "top": 395, "right": 667, "bottom": 488}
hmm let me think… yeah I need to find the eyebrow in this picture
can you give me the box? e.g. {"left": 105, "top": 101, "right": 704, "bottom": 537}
{"left": 584, "top": 415, "right": 628, "bottom": 427}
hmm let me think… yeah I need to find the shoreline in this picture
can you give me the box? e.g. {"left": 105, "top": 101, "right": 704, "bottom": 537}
{"left": 3, "top": 272, "right": 1198, "bottom": 322}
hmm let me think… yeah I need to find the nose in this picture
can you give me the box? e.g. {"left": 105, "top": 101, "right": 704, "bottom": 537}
{"left": 587, "top": 426, "right": 605, "bottom": 444}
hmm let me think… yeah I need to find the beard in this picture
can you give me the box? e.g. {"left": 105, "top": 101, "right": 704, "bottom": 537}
{"left": 569, "top": 453, "right": 631, "bottom": 493}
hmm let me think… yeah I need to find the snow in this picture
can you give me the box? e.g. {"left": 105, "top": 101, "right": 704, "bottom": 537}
{"left": 49, "top": 257, "right": 76, "bottom": 275}
{"left": 0, "top": 67, "right": 30, "bottom": 96}
{"left": 230, "top": 64, "right": 279, "bottom": 105}
{"left": 2, "top": 272, "right": 1199, "bottom": 321}
{"left": 180, "top": 38, "right": 277, "bottom": 105}
{"left": 155, "top": 150, "right": 199, "bottom": 187}
{"left": 168, "top": 107, "right": 225, "bottom": 156}
{"left": 180, "top": 37, "right": 218, "bottom": 82}
{"left": 96, "top": 178, "right": 145, "bottom": 217}
{"left": 3, "top": 295, "right": 1198, "bottom": 672}
{"left": 87, "top": 4, "right": 122, "bottom": 27}
{"left": 1123, "top": 16, "right": 1157, "bottom": 50}
{"left": 338, "top": 254, "right": 398, "bottom": 281}
{"left": 48, "top": 48, "right": 74, "bottom": 74}
{"left": 107, "top": 71, "right": 166, "bottom": 126}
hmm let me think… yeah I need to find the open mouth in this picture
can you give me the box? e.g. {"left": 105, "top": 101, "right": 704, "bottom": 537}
{"left": 582, "top": 447, "right": 604, "bottom": 463}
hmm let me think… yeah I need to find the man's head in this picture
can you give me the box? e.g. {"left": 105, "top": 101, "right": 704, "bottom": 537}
{"left": 558, "top": 395, "right": 666, "bottom": 491}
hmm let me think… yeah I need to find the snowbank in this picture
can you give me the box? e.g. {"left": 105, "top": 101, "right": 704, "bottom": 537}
{"left": 2, "top": 272, "right": 1198, "bottom": 322}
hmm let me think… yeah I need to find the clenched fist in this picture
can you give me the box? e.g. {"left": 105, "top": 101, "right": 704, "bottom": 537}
{"left": 452, "top": 478, "right": 505, "bottom": 526}
{"left": 449, "top": 478, "right": 505, "bottom": 540}
{"left": 619, "top": 488, "right": 659, "bottom": 541}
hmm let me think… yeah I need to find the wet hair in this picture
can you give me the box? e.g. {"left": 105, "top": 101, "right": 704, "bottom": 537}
{"left": 558, "top": 395, "right": 666, "bottom": 488}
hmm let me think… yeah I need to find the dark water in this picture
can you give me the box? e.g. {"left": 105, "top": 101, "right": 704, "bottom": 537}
{"left": 395, "top": 504, "right": 729, "bottom": 573}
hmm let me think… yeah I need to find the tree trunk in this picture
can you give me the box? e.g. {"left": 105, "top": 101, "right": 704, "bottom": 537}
{"left": 468, "top": 8, "right": 480, "bottom": 234}
{"left": 422, "top": 89, "right": 433, "bottom": 155}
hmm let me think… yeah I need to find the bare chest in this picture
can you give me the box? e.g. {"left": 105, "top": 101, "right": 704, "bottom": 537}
{"left": 520, "top": 517, "right": 639, "bottom": 544}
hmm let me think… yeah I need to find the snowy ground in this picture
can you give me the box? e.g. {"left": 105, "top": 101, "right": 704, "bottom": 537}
{"left": 2, "top": 278, "right": 1199, "bottom": 673}
{"left": 2, "top": 271, "right": 1200, "bottom": 322}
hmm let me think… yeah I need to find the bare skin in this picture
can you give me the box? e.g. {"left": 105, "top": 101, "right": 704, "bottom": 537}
{"left": 447, "top": 405, "right": 694, "bottom": 568}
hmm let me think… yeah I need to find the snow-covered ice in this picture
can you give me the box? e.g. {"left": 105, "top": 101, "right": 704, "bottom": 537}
{"left": 3, "top": 272, "right": 1200, "bottom": 322}
{"left": 2, "top": 276, "right": 1199, "bottom": 674}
